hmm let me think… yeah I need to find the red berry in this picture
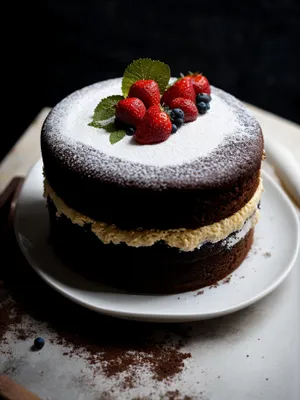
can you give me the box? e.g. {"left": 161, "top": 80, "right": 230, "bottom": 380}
{"left": 115, "top": 97, "right": 146, "bottom": 127}
{"left": 186, "top": 73, "right": 211, "bottom": 95}
{"left": 161, "top": 78, "right": 196, "bottom": 107}
{"left": 135, "top": 105, "right": 172, "bottom": 145}
{"left": 128, "top": 80, "right": 160, "bottom": 108}
{"left": 170, "top": 98, "right": 198, "bottom": 122}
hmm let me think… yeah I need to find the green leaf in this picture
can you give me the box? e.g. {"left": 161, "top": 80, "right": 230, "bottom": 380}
{"left": 101, "top": 122, "right": 126, "bottom": 144}
{"left": 88, "top": 121, "right": 103, "bottom": 128}
{"left": 102, "top": 122, "right": 117, "bottom": 133}
{"left": 90, "top": 95, "right": 124, "bottom": 125}
{"left": 89, "top": 119, "right": 126, "bottom": 145}
{"left": 122, "top": 58, "right": 170, "bottom": 97}
{"left": 109, "top": 130, "right": 126, "bottom": 144}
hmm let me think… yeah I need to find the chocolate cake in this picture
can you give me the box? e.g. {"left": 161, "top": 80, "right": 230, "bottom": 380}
{"left": 41, "top": 67, "right": 264, "bottom": 294}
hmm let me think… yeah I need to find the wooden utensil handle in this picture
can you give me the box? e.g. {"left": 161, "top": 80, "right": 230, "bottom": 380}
{"left": 0, "top": 375, "right": 41, "bottom": 400}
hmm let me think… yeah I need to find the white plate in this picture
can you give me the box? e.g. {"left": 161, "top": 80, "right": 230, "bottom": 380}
{"left": 14, "top": 160, "right": 299, "bottom": 323}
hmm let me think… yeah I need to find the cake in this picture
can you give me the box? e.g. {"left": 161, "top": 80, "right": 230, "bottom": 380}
{"left": 41, "top": 59, "right": 264, "bottom": 294}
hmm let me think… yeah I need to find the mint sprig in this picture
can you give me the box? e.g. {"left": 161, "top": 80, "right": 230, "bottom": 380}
{"left": 88, "top": 95, "right": 124, "bottom": 127}
{"left": 104, "top": 123, "right": 126, "bottom": 144}
{"left": 122, "top": 58, "right": 170, "bottom": 97}
{"left": 109, "top": 129, "right": 126, "bottom": 144}
{"left": 88, "top": 58, "right": 171, "bottom": 145}
{"left": 89, "top": 120, "right": 126, "bottom": 144}
{"left": 93, "top": 122, "right": 125, "bottom": 144}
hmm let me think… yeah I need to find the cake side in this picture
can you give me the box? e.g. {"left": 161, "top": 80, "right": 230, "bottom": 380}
{"left": 44, "top": 176, "right": 261, "bottom": 252}
{"left": 47, "top": 198, "right": 255, "bottom": 294}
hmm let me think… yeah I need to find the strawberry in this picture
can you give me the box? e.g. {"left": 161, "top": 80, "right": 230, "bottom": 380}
{"left": 115, "top": 97, "right": 146, "bottom": 127}
{"left": 135, "top": 105, "right": 172, "bottom": 145}
{"left": 186, "top": 73, "right": 211, "bottom": 95}
{"left": 128, "top": 80, "right": 160, "bottom": 108}
{"left": 170, "top": 98, "right": 198, "bottom": 122}
{"left": 161, "top": 77, "right": 196, "bottom": 107}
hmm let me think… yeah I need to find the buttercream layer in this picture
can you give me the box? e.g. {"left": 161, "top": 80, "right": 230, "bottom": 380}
{"left": 47, "top": 198, "right": 255, "bottom": 293}
{"left": 44, "top": 176, "right": 262, "bottom": 252}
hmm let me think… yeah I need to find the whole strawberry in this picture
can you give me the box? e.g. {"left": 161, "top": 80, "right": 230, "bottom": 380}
{"left": 170, "top": 98, "right": 198, "bottom": 122}
{"left": 115, "top": 97, "right": 146, "bottom": 127}
{"left": 128, "top": 80, "right": 160, "bottom": 108}
{"left": 161, "top": 77, "right": 196, "bottom": 107}
{"left": 135, "top": 105, "right": 172, "bottom": 145}
{"left": 186, "top": 73, "right": 211, "bottom": 95}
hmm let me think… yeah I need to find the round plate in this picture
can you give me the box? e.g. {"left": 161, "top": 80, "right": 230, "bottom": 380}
{"left": 14, "top": 160, "right": 299, "bottom": 323}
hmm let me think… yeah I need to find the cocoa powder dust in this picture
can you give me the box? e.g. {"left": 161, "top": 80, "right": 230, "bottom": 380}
{"left": 0, "top": 229, "right": 192, "bottom": 394}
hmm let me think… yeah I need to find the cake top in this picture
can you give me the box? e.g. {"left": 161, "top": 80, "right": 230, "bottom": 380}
{"left": 42, "top": 60, "right": 263, "bottom": 190}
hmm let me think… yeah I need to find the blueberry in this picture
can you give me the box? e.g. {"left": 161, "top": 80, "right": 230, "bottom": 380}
{"left": 196, "top": 93, "right": 211, "bottom": 104}
{"left": 34, "top": 337, "right": 45, "bottom": 350}
{"left": 197, "top": 101, "right": 207, "bottom": 114}
{"left": 174, "top": 118, "right": 184, "bottom": 128}
{"left": 126, "top": 126, "right": 135, "bottom": 136}
{"left": 206, "top": 102, "right": 210, "bottom": 110}
{"left": 171, "top": 124, "right": 178, "bottom": 134}
{"left": 170, "top": 108, "right": 184, "bottom": 121}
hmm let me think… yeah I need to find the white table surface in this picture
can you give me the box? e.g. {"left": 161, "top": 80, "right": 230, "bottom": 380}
{"left": 0, "top": 105, "right": 299, "bottom": 400}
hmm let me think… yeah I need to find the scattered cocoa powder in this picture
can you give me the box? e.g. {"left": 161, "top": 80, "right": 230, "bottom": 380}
{"left": 0, "top": 229, "right": 192, "bottom": 391}
{"left": 195, "top": 290, "right": 204, "bottom": 296}
{"left": 0, "top": 296, "right": 23, "bottom": 348}
{"left": 209, "top": 282, "right": 219, "bottom": 289}
{"left": 263, "top": 252, "right": 271, "bottom": 258}
{"left": 51, "top": 325, "right": 191, "bottom": 385}
{"left": 161, "top": 391, "right": 194, "bottom": 400}
{"left": 222, "top": 275, "right": 232, "bottom": 284}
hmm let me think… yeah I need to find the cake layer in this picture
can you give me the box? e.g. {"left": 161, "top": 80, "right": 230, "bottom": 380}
{"left": 44, "top": 176, "right": 262, "bottom": 251}
{"left": 48, "top": 199, "right": 254, "bottom": 293}
{"left": 41, "top": 79, "right": 264, "bottom": 230}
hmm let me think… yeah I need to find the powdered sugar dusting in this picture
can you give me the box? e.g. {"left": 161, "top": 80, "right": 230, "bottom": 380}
{"left": 42, "top": 78, "right": 263, "bottom": 189}
{"left": 61, "top": 79, "right": 236, "bottom": 166}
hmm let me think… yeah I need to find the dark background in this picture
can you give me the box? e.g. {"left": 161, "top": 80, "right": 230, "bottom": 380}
{"left": 4, "top": 0, "right": 299, "bottom": 161}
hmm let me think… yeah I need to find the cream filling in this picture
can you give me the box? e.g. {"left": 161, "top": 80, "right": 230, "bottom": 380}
{"left": 221, "top": 211, "right": 259, "bottom": 249}
{"left": 44, "top": 177, "right": 263, "bottom": 252}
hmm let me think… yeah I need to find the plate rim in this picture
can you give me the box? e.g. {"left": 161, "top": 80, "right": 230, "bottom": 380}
{"left": 14, "top": 159, "right": 300, "bottom": 322}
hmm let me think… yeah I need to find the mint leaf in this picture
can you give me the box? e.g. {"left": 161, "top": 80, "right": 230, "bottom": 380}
{"left": 100, "top": 122, "right": 126, "bottom": 144}
{"left": 88, "top": 121, "right": 103, "bottom": 128}
{"left": 90, "top": 95, "right": 124, "bottom": 125}
{"left": 110, "top": 130, "right": 126, "bottom": 144}
{"left": 89, "top": 119, "right": 126, "bottom": 144}
{"left": 103, "top": 122, "right": 118, "bottom": 133}
{"left": 122, "top": 58, "right": 170, "bottom": 97}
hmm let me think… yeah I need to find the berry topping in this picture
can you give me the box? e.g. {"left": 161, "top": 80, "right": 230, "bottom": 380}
{"left": 115, "top": 97, "right": 146, "bottom": 127}
{"left": 115, "top": 117, "right": 127, "bottom": 129}
{"left": 186, "top": 73, "right": 211, "bottom": 95}
{"left": 196, "top": 93, "right": 211, "bottom": 104}
{"left": 170, "top": 108, "right": 185, "bottom": 121}
{"left": 89, "top": 58, "right": 212, "bottom": 145}
{"left": 161, "top": 77, "right": 196, "bottom": 107}
{"left": 126, "top": 126, "right": 135, "bottom": 136}
{"left": 197, "top": 101, "right": 208, "bottom": 114}
{"left": 170, "top": 98, "right": 198, "bottom": 122}
{"left": 34, "top": 337, "right": 45, "bottom": 350}
{"left": 174, "top": 118, "right": 184, "bottom": 128}
{"left": 171, "top": 124, "right": 178, "bottom": 134}
{"left": 135, "top": 105, "right": 172, "bottom": 144}
{"left": 128, "top": 80, "right": 160, "bottom": 108}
